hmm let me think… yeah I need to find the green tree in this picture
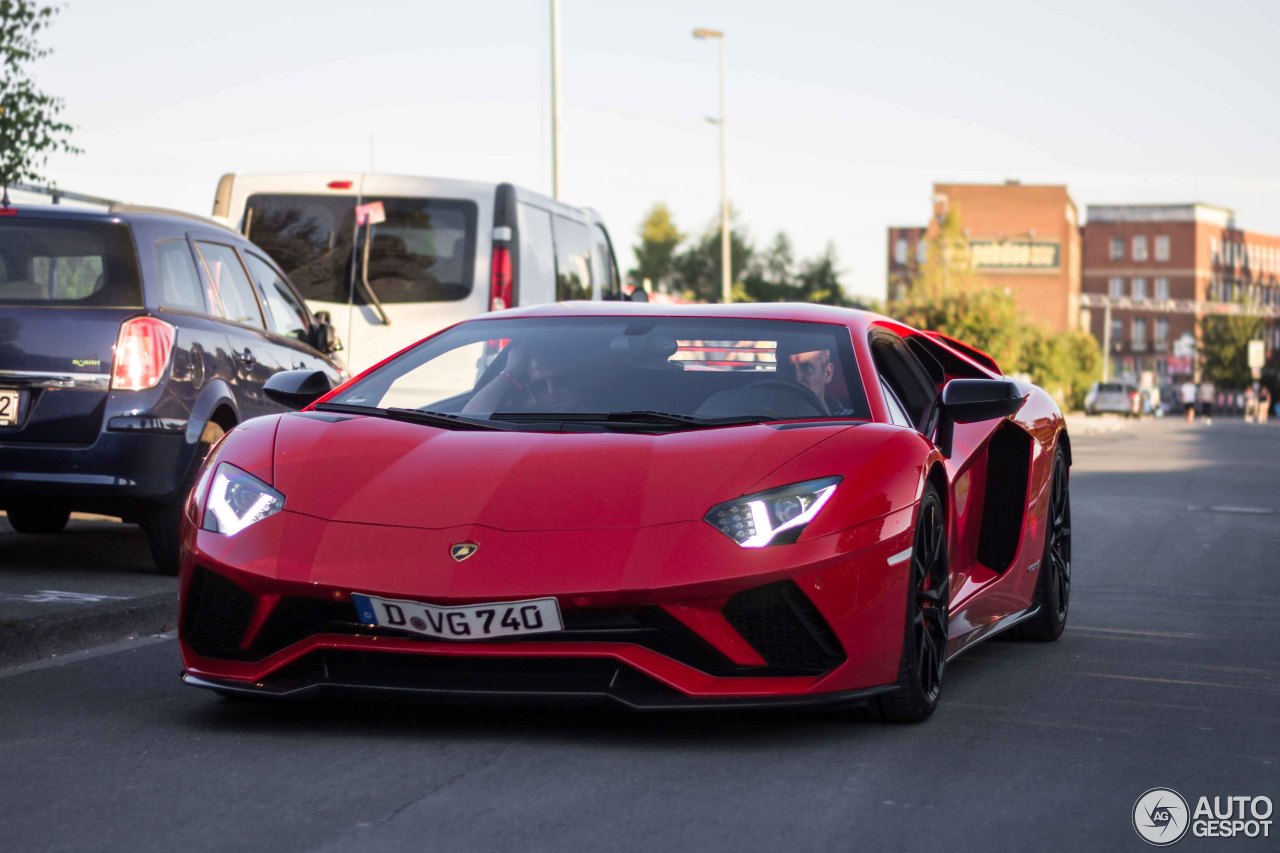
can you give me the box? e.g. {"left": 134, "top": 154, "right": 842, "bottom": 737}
{"left": 671, "top": 210, "right": 752, "bottom": 303}
{"left": 630, "top": 203, "right": 684, "bottom": 292}
{"left": 795, "top": 242, "right": 848, "bottom": 306}
{"left": 741, "top": 231, "right": 794, "bottom": 302}
{"left": 911, "top": 205, "right": 981, "bottom": 300}
{"left": 1, "top": 0, "right": 80, "bottom": 206}
{"left": 1201, "top": 308, "right": 1265, "bottom": 388}
{"left": 895, "top": 286, "right": 1025, "bottom": 371}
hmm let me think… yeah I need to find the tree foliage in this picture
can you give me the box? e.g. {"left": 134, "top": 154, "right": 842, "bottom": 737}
{"left": 631, "top": 203, "right": 684, "bottom": 291}
{"left": 1, "top": 0, "right": 79, "bottom": 204}
{"left": 1201, "top": 309, "right": 1265, "bottom": 389}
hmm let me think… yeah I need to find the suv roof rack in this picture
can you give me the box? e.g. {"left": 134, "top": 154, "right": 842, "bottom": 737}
{"left": 107, "top": 203, "right": 238, "bottom": 233}
{"left": 9, "top": 181, "right": 120, "bottom": 208}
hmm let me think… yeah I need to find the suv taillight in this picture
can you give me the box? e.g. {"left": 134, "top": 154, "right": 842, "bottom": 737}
{"left": 489, "top": 244, "right": 513, "bottom": 311}
{"left": 112, "top": 316, "right": 176, "bottom": 391}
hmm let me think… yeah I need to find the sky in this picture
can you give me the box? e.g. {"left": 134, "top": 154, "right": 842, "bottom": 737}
{"left": 25, "top": 0, "right": 1280, "bottom": 300}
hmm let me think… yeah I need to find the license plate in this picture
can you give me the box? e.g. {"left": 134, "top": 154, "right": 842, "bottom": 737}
{"left": 351, "top": 593, "right": 563, "bottom": 640}
{"left": 0, "top": 389, "right": 19, "bottom": 427}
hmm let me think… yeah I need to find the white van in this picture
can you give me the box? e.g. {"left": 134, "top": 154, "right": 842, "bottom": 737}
{"left": 212, "top": 173, "right": 622, "bottom": 374}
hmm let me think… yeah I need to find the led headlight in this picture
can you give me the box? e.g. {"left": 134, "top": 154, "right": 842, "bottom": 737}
{"left": 705, "top": 476, "right": 841, "bottom": 548}
{"left": 201, "top": 463, "right": 284, "bottom": 536}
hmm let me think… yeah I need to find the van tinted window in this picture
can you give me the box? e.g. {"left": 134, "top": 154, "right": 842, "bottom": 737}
{"left": 592, "top": 225, "right": 620, "bottom": 300}
{"left": 0, "top": 220, "right": 142, "bottom": 306}
{"left": 553, "top": 216, "right": 592, "bottom": 301}
{"left": 243, "top": 194, "right": 477, "bottom": 305}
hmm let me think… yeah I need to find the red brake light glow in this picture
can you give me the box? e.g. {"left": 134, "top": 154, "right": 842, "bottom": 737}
{"left": 327, "top": 180, "right": 353, "bottom": 190}
{"left": 111, "top": 316, "right": 176, "bottom": 391}
{"left": 489, "top": 244, "right": 513, "bottom": 311}
{"left": 0, "top": 208, "right": 18, "bottom": 217}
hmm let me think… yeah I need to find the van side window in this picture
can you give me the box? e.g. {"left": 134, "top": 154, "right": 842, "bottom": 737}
{"left": 592, "top": 225, "right": 620, "bottom": 300}
{"left": 552, "top": 216, "right": 593, "bottom": 301}
{"left": 194, "top": 242, "right": 265, "bottom": 328}
{"left": 245, "top": 252, "right": 309, "bottom": 341}
{"left": 155, "top": 240, "right": 206, "bottom": 313}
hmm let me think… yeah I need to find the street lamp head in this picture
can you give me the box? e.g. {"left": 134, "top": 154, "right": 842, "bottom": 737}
{"left": 692, "top": 28, "right": 724, "bottom": 39}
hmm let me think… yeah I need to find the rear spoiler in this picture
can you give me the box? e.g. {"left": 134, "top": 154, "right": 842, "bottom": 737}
{"left": 922, "top": 331, "right": 1002, "bottom": 375}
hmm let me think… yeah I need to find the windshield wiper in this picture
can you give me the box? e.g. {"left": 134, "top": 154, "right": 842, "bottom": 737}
{"left": 314, "top": 402, "right": 509, "bottom": 431}
{"left": 488, "top": 410, "right": 777, "bottom": 428}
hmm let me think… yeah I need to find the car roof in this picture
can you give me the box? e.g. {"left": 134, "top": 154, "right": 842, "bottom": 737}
{"left": 2, "top": 203, "right": 237, "bottom": 234}
{"left": 482, "top": 300, "right": 892, "bottom": 331}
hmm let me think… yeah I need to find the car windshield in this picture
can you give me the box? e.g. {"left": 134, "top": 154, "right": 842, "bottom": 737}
{"left": 329, "top": 316, "right": 870, "bottom": 426}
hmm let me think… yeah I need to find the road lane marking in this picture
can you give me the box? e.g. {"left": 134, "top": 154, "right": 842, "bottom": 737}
{"left": 0, "top": 632, "right": 174, "bottom": 679}
{"left": 0, "top": 590, "right": 131, "bottom": 604}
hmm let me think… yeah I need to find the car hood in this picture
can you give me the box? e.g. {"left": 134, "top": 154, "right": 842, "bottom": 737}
{"left": 272, "top": 412, "right": 857, "bottom": 531}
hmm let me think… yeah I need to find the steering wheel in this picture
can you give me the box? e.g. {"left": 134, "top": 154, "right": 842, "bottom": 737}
{"left": 743, "top": 379, "right": 829, "bottom": 416}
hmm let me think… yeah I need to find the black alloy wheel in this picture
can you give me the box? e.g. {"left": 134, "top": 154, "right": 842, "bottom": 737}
{"left": 1015, "top": 446, "right": 1071, "bottom": 641}
{"left": 869, "top": 482, "right": 949, "bottom": 723}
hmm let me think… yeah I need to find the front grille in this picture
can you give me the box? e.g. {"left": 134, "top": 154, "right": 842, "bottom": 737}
{"left": 722, "top": 581, "right": 845, "bottom": 675}
{"left": 184, "top": 568, "right": 257, "bottom": 657}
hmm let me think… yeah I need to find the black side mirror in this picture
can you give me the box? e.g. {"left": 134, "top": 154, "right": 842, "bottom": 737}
{"left": 265, "top": 369, "right": 333, "bottom": 410}
{"left": 934, "top": 378, "right": 1027, "bottom": 456}
{"left": 310, "top": 311, "right": 342, "bottom": 354}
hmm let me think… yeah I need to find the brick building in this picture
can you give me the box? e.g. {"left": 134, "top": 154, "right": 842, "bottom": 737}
{"left": 1081, "top": 204, "right": 1280, "bottom": 382}
{"left": 887, "top": 181, "right": 1082, "bottom": 332}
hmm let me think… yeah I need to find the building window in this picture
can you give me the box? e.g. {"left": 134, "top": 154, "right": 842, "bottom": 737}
{"left": 1210, "top": 236, "right": 1219, "bottom": 263}
{"left": 1155, "top": 235, "right": 1170, "bottom": 261}
{"left": 1132, "top": 318, "right": 1147, "bottom": 351}
{"left": 894, "top": 238, "right": 908, "bottom": 265}
{"left": 916, "top": 241, "right": 927, "bottom": 265}
{"left": 1109, "top": 276, "right": 1124, "bottom": 298}
{"left": 1132, "top": 277, "right": 1147, "bottom": 300}
{"left": 1155, "top": 318, "right": 1168, "bottom": 350}
{"left": 1132, "top": 235, "right": 1148, "bottom": 261}
{"left": 1110, "top": 237, "right": 1124, "bottom": 261}
{"left": 1155, "top": 277, "right": 1169, "bottom": 300}
{"left": 1111, "top": 318, "right": 1124, "bottom": 345}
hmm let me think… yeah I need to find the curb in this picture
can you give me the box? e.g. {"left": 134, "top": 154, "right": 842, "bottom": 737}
{"left": 0, "top": 592, "right": 177, "bottom": 671}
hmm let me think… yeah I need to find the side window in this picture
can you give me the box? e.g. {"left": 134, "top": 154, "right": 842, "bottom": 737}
{"left": 516, "top": 204, "right": 556, "bottom": 304}
{"left": 870, "top": 331, "right": 937, "bottom": 430}
{"left": 245, "top": 252, "right": 309, "bottom": 341}
{"left": 552, "top": 216, "right": 593, "bottom": 301}
{"left": 194, "top": 241, "right": 265, "bottom": 328}
{"left": 591, "top": 225, "right": 620, "bottom": 300}
{"left": 880, "top": 379, "right": 913, "bottom": 427}
{"left": 155, "top": 240, "right": 206, "bottom": 313}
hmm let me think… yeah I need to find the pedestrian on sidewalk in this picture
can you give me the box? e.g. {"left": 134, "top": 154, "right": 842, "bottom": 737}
{"left": 1198, "top": 380, "right": 1215, "bottom": 425}
{"left": 1244, "top": 386, "right": 1257, "bottom": 423}
{"left": 1181, "top": 379, "right": 1197, "bottom": 422}
{"left": 1260, "top": 385, "right": 1272, "bottom": 425}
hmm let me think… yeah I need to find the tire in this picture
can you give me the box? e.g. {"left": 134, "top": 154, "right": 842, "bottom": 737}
{"left": 1013, "top": 446, "right": 1071, "bottom": 641}
{"left": 146, "top": 424, "right": 225, "bottom": 575}
{"left": 868, "top": 482, "right": 949, "bottom": 723}
{"left": 6, "top": 506, "right": 71, "bottom": 534}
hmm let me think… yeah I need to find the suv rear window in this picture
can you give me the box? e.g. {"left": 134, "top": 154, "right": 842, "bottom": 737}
{"left": 243, "top": 194, "right": 477, "bottom": 305}
{"left": 0, "top": 219, "right": 142, "bottom": 306}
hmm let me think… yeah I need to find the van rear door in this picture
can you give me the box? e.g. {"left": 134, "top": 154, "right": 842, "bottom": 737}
{"left": 0, "top": 216, "right": 142, "bottom": 444}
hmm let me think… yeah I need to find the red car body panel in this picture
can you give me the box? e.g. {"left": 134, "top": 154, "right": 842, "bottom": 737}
{"left": 178, "top": 304, "right": 1068, "bottom": 709}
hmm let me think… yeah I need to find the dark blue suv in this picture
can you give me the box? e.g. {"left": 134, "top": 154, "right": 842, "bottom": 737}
{"left": 0, "top": 205, "right": 345, "bottom": 572}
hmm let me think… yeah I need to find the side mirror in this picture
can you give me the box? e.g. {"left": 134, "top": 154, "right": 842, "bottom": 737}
{"left": 934, "top": 378, "right": 1027, "bottom": 456}
{"left": 310, "top": 311, "right": 342, "bottom": 354}
{"left": 265, "top": 369, "right": 333, "bottom": 410}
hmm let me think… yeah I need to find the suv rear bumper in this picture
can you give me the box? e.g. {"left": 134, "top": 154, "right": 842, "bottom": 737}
{"left": 0, "top": 428, "right": 194, "bottom": 511}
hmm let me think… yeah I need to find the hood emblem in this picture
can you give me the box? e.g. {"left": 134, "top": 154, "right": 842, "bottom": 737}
{"left": 450, "top": 542, "right": 479, "bottom": 562}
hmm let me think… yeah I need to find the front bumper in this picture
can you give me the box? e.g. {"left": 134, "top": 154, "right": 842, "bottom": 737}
{"left": 179, "top": 505, "right": 916, "bottom": 706}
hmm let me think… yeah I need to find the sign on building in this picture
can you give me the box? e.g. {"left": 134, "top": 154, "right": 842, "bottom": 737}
{"left": 969, "top": 241, "right": 1060, "bottom": 269}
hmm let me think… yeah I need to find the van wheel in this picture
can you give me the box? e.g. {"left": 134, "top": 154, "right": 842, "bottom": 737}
{"left": 6, "top": 506, "right": 72, "bottom": 534}
{"left": 146, "top": 424, "right": 226, "bottom": 575}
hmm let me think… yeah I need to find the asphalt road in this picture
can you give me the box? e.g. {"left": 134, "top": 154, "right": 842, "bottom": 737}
{"left": 1, "top": 419, "right": 1277, "bottom": 852}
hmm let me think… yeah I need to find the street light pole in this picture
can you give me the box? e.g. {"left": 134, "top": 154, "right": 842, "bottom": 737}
{"left": 694, "top": 27, "right": 730, "bottom": 304}
{"left": 551, "top": 0, "right": 563, "bottom": 199}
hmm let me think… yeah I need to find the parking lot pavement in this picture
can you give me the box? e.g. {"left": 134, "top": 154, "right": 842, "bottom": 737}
{"left": 0, "top": 513, "right": 175, "bottom": 668}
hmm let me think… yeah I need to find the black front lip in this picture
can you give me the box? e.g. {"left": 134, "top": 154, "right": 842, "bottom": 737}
{"left": 181, "top": 669, "right": 897, "bottom": 713}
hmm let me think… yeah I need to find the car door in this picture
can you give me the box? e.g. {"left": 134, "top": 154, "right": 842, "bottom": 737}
{"left": 191, "top": 238, "right": 278, "bottom": 419}
{"left": 242, "top": 249, "right": 341, "bottom": 385}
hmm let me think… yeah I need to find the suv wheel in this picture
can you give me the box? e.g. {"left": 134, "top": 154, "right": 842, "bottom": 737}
{"left": 6, "top": 506, "right": 72, "bottom": 534}
{"left": 146, "top": 423, "right": 226, "bottom": 575}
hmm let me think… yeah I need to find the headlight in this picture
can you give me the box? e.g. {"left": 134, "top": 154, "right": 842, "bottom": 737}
{"left": 705, "top": 476, "right": 841, "bottom": 548}
{"left": 201, "top": 463, "right": 284, "bottom": 536}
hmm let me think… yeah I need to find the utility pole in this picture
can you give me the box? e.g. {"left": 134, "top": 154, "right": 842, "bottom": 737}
{"left": 693, "top": 28, "right": 729, "bottom": 303}
{"left": 550, "top": 0, "right": 563, "bottom": 199}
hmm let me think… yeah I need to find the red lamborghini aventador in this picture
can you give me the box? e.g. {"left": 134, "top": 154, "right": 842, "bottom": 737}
{"left": 179, "top": 303, "right": 1071, "bottom": 722}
